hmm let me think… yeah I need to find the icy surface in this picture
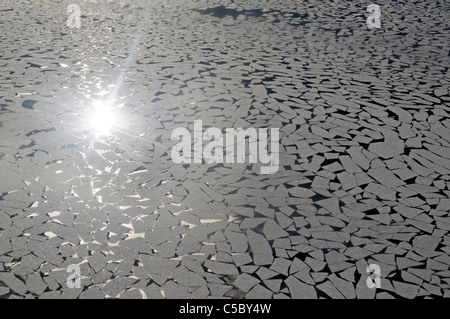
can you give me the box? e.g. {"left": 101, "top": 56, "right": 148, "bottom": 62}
{"left": 0, "top": 0, "right": 449, "bottom": 299}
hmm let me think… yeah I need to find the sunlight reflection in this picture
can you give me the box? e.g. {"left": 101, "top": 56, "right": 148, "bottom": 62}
{"left": 90, "top": 100, "right": 116, "bottom": 135}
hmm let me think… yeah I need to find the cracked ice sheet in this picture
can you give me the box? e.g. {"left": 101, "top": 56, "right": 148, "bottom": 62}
{"left": 0, "top": 0, "right": 449, "bottom": 300}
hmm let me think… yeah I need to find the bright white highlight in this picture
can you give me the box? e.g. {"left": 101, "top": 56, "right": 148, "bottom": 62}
{"left": 90, "top": 100, "right": 116, "bottom": 135}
